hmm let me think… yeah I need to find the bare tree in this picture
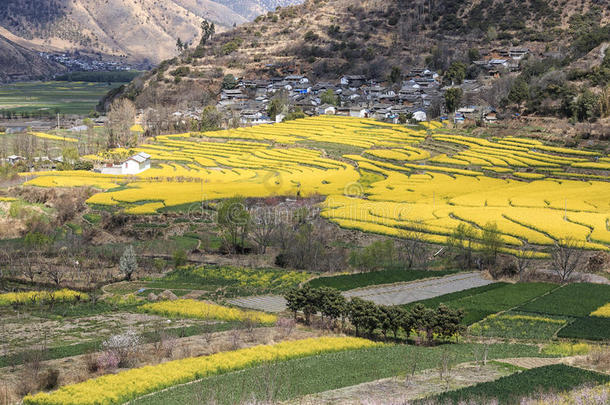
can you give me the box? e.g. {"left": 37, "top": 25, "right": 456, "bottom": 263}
{"left": 515, "top": 246, "right": 535, "bottom": 281}
{"left": 45, "top": 263, "right": 66, "bottom": 287}
{"left": 397, "top": 228, "right": 428, "bottom": 269}
{"left": 250, "top": 206, "right": 278, "bottom": 254}
{"left": 107, "top": 99, "right": 136, "bottom": 148}
{"left": 551, "top": 238, "right": 585, "bottom": 283}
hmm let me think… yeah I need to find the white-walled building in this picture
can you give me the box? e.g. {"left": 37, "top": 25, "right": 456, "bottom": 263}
{"left": 100, "top": 152, "right": 151, "bottom": 175}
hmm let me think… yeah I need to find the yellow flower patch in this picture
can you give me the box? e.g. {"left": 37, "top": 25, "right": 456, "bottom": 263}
{"left": 139, "top": 299, "right": 277, "bottom": 324}
{"left": 24, "top": 337, "right": 381, "bottom": 405}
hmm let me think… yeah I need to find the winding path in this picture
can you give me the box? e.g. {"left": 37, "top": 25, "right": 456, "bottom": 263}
{"left": 228, "top": 271, "right": 494, "bottom": 312}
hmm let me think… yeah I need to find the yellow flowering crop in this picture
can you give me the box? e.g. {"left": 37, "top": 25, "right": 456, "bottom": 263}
{"left": 541, "top": 342, "right": 591, "bottom": 356}
{"left": 24, "top": 336, "right": 380, "bottom": 405}
{"left": 14, "top": 116, "right": 609, "bottom": 254}
{"left": 29, "top": 132, "right": 78, "bottom": 143}
{"left": 0, "top": 289, "right": 88, "bottom": 306}
{"left": 139, "top": 299, "right": 277, "bottom": 324}
{"left": 590, "top": 303, "right": 610, "bottom": 318}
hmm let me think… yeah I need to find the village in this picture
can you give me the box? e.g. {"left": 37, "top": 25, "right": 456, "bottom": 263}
{"left": 216, "top": 47, "right": 532, "bottom": 126}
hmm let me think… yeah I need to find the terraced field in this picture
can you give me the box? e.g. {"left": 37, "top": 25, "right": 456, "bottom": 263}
{"left": 22, "top": 116, "right": 610, "bottom": 254}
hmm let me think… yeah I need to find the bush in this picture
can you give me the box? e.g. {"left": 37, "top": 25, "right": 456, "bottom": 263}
{"left": 40, "top": 368, "right": 60, "bottom": 391}
{"left": 172, "top": 249, "right": 187, "bottom": 267}
{"left": 101, "top": 330, "right": 141, "bottom": 368}
{"left": 348, "top": 239, "right": 397, "bottom": 271}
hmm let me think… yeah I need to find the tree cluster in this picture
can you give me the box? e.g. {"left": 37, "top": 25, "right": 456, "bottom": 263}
{"left": 284, "top": 286, "right": 464, "bottom": 344}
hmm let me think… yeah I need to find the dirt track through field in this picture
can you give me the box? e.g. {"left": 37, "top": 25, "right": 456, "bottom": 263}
{"left": 228, "top": 272, "right": 494, "bottom": 312}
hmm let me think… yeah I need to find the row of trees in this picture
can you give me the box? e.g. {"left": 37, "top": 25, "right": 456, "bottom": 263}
{"left": 284, "top": 286, "right": 464, "bottom": 344}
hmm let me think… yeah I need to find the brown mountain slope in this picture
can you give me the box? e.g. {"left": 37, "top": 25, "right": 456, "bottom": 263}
{"left": 0, "top": 34, "right": 66, "bottom": 82}
{"left": 0, "top": 0, "right": 249, "bottom": 64}
{"left": 119, "top": 0, "right": 609, "bottom": 107}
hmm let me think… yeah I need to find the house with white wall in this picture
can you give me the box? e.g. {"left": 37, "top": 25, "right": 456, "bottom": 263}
{"left": 100, "top": 152, "right": 151, "bottom": 175}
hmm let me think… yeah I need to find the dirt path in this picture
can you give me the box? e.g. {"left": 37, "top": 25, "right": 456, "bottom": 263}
{"left": 496, "top": 356, "right": 584, "bottom": 369}
{"left": 284, "top": 362, "right": 512, "bottom": 405}
{"left": 228, "top": 272, "right": 494, "bottom": 312}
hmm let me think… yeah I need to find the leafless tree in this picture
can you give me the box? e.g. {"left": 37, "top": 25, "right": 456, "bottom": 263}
{"left": 398, "top": 228, "right": 429, "bottom": 269}
{"left": 107, "top": 99, "right": 136, "bottom": 148}
{"left": 551, "top": 237, "right": 585, "bottom": 283}
{"left": 515, "top": 246, "right": 535, "bottom": 281}
{"left": 21, "top": 252, "right": 38, "bottom": 283}
{"left": 250, "top": 207, "right": 278, "bottom": 254}
{"left": 45, "top": 263, "right": 66, "bottom": 287}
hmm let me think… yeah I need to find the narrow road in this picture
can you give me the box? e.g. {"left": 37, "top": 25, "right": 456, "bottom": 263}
{"left": 228, "top": 271, "right": 494, "bottom": 312}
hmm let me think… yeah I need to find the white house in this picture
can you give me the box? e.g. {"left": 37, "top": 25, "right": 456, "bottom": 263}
{"left": 412, "top": 110, "right": 428, "bottom": 122}
{"left": 101, "top": 152, "right": 151, "bottom": 175}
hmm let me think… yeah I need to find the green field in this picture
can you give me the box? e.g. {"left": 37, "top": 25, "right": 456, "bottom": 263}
{"left": 307, "top": 269, "right": 458, "bottom": 291}
{"left": 517, "top": 283, "right": 610, "bottom": 317}
{"left": 132, "top": 343, "right": 549, "bottom": 405}
{"left": 418, "top": 364, "right": 610, "bottom": 404}
{"left": 403, "top": 283, "right": 558, "bottom": 325}
{"left": 0, "top": 81, "right": 122, "bottom": 116}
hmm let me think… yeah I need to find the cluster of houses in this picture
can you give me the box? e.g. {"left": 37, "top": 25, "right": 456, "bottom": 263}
{"left": 472, "top": 47, "right": 531, "bottom": 77}
{"left": 218, "top": 69, "right": 444, "bottom": 125}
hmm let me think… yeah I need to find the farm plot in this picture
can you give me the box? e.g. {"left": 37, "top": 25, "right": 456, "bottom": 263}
{"left": 23, "top": 337, "right": 381, "bottom": 405}
{"left": 143, "top": 265, "right": 311, "bottom": 298}
{"left": 404, "top": 282, "right": 558, "bottom": 325}
{"left": 131, "top": 343, "right": 548, "bottom": 405}
{"left": 306, "top": 268, "right": 458, "bottom": 291}
{"left": 469, "top": 312, "right": 568, "bottom": 340}
{"left": 417, "top": 364, "right": 610, "bottom": 405}
{"left": 517, "top": 283, "right": 610, "bottom": 318}
{"left": 22, "top": 116, "right": 610, "bottom": 254}
{"left": 515, "top": 283, "right": 610, "bottom": 341}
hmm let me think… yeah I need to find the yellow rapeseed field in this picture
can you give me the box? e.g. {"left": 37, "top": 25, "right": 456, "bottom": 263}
{"left": 139, "top": 299, "right": 277, "bottom": 324}
{"left": 20, "top": 116, "right": 610, "bottom": 254}
{"left": 590, "top": 303, "right": 610, "bottom": 317}
{"left": 23, "top": 336, "right": 381, "bottom": 405}
{"left": 0, "top": 289, "right": 88, "bottom": 306}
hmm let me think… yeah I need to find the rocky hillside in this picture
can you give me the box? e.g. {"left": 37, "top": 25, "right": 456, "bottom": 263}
{"left": 118, "top": 0, "right": 609, "bottom": 108}
{"left": 0, "top": 34, "right": 66, "bottom": 82}
{"left": 0, "top": 0, "right": 300, "bottom": 67}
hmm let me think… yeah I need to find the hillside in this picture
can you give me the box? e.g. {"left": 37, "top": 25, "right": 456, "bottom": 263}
{"left": 0, "top": 0, "right": 300, "bottom": 68}
{"left": 119, "top": 0, "right": 609, "bottom": 108}
{"left": 0, "top": 34, "right": 66, "bottom": 82}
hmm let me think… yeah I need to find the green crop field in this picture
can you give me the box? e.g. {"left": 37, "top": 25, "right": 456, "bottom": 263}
{"left": 132, "top": 343, "right": 549, "bottom": 405}
{"left": 558, "top": 317, "right": 610, "bottom": 341}
{"left": 0, "top": 81, "right": 122, "bottom": 116}
{"left": 517, "top": 283, "right": 610, "bottom": 317}
{"left": 403, "top": 283, "right": 557, "bottom": 325}
{"left": 307, "top": 268, "right": 458, "bottom": 291}
{"left": 418, "top": 364, "right": 610, "bottom": 404}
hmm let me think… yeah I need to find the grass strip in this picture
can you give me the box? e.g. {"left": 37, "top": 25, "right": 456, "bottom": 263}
{"left": 307, "top": 269, "right": 458, "bottom": 291}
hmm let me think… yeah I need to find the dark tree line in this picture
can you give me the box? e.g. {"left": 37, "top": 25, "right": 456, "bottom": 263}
{"left": 284, "top": 286, "right": 464, "bottom": 344}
